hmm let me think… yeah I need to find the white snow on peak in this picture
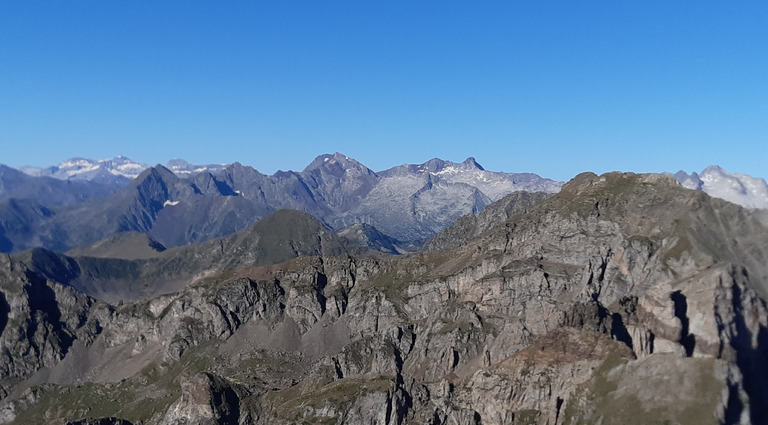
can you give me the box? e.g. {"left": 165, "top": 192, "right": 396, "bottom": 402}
{"left": 18, "top": 156, "right": 150, "bottom": 182}
{"left": 167, "top": 159, "right": 230, "bottom": 176}
{"left": 417, "top": 162, "right": 561, "bottom": 201}
{"left": 435, "top": 166, "right": 460, "bottom": 176}
{"left": 699, "top": 166, "right": 768, "bottom": 209}
{"left": 69, "top": 164, "right": 101, "bottom": 175}
{"left": 60, "top": 159, "right": 94, "bottom": 168}
{"left": 163, "top": 200, "right": 180, "bottom": 207}
{"left": 674, "top": 166, "right": 768, "bottom": 210}
{"left": 20, "top": 156, "right": 234, "bottom": 182}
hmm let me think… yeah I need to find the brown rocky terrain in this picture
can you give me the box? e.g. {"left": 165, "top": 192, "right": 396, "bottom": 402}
{"left": 0, "top": 172, "right": 766, "bottom": 424}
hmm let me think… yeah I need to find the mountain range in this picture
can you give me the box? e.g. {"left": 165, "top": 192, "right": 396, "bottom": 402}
{"left": 1, "top": 170, "right": 767, "bottom": 424}
{"left": 3, "top": 155, "right": 767, "bottom": 258}
{"left": 18, "top": 156, "right": 229, "bottom": 183}
{"left": 0, "top": 153, "right": 563, "bottom": 254}
{"left": 13, "top": 154, "right": 768, "bottom": 210}
{"left": 13, "top": 155, "right": 768, "bottom": 212}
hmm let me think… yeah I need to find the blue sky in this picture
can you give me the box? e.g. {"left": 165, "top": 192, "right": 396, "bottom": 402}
{"left": 1, "top": 1, "right": 766, "bottom": 181}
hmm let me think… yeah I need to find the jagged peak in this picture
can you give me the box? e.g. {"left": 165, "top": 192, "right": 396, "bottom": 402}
{"left": 131, "top": 164, "right": 177, "bottom": 186}
{"left": 462, "top": 156, "right": 484, "bottom": 170}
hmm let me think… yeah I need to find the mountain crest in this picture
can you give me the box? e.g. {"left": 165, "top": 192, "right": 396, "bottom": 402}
{"left": 407, "top": 157, "right": 485, "bottom": 175}
{"left": 131, "top": 164, "right": 177, "bottom": 187}
{"left": 462, "top": 156, "right": 484, "bottom": 170}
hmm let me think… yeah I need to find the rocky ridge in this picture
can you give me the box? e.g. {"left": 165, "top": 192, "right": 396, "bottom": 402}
{"left": 0, "top": 172, "right": 766, "bottom": 424}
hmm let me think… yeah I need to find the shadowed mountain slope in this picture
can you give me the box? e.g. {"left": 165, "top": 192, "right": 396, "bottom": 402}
{"left": 16, "top": 209, "right": 351, "bottom": 302}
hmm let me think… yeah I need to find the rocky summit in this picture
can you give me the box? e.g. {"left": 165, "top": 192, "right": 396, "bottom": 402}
{"left": 0, "top": 171, "right": 767, "bottom": 424}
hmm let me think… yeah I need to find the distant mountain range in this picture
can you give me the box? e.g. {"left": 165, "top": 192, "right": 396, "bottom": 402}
{"left": 16, "top": 155, "right": 768, "bottom": 211}
{"left": 0, "top": 153, "right": 563, "bottom": 254}
{"left": 2, "top": 154, "right": 766, "bottom": 256}
{"left": 19, "top": 156, "right": 229, "bottom": 184}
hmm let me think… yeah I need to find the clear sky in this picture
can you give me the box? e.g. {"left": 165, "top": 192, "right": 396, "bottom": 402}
{"left": 1, "top": 1, "right": 766, "bottom": 181}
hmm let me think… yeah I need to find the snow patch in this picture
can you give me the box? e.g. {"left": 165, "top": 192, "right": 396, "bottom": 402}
{"left": 435, "top": 166, "right": 459, "bottom": 176}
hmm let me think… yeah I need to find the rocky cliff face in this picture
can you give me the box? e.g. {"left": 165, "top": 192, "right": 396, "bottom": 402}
{"left": 0, "top": 172, "right": 767, "bottom": 424}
